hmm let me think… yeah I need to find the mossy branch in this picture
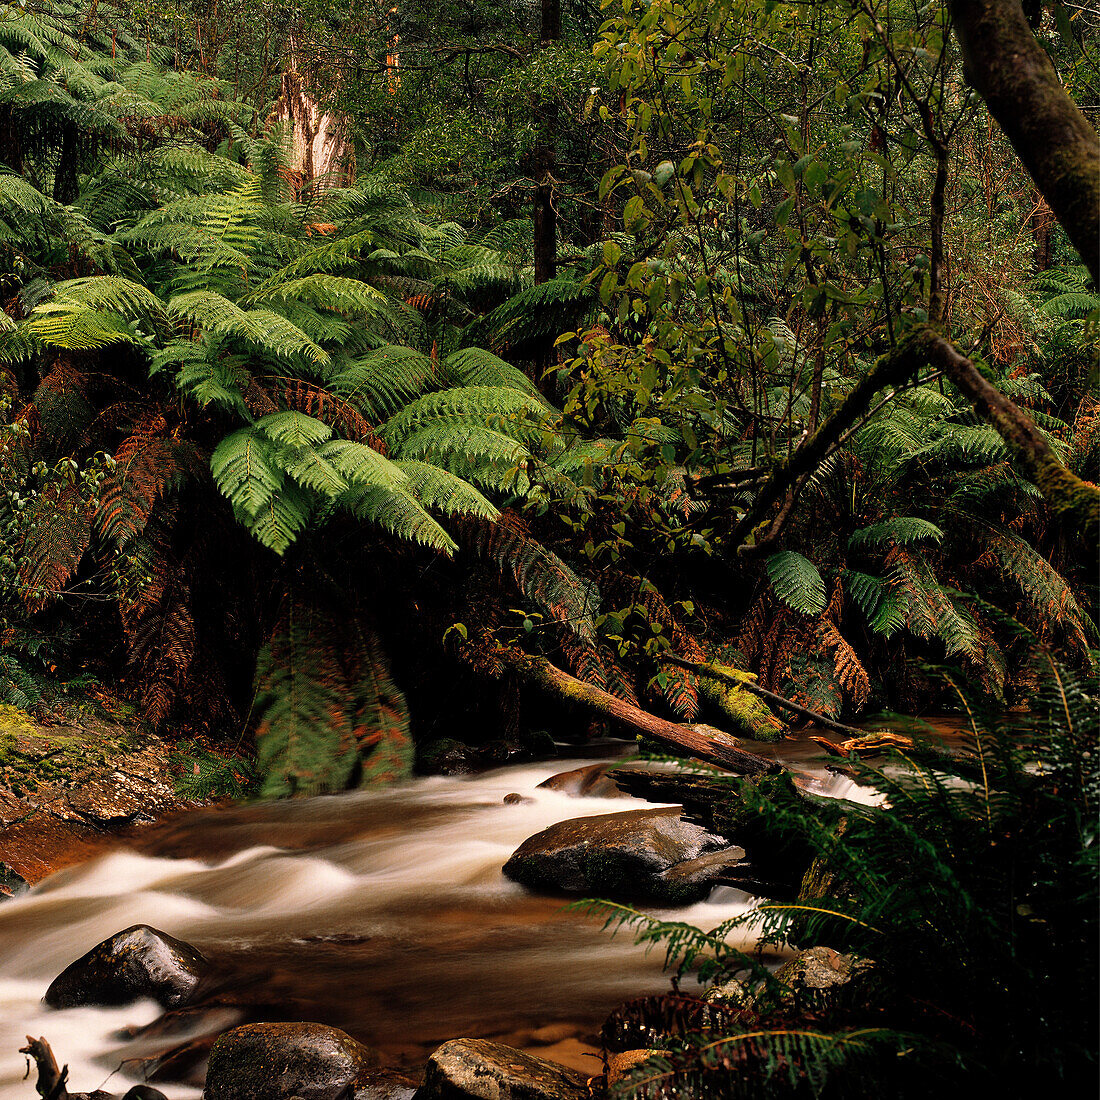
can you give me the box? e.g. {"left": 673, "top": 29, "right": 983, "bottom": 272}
{"left": 658, "top": 655, "right": 869, "bottom": 739}
{"left": 500, "top": 649, "right": 784, "bottom": 776}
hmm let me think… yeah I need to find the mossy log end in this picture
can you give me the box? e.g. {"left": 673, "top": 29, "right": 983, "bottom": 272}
{"left": 505, "top": 652, "right": 784, "bottom": 776}
{"left": 949, "top": 0, "right": 1100, "bottom": 285}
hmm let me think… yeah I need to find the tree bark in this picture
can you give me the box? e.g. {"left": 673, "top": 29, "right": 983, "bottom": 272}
{"left": 919, "top": 327, "right": 1099, "bottom": 546}
{"left": 949, "top": 0, "right": 1099, "bottom": 285}
{"left": 503, "top": 651, "right": 784, "bottom": 776}
{"left": 533, "top": 0, "right": 560, "bottom": 285}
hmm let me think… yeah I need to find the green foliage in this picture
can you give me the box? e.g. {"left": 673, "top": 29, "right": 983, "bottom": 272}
{"left": 171, "top": 741, "right": 258, "bottom": 800}
{"left": 765, "top": 553, "right": 827, "bottom": 616}
{"left": 583, "top": 657, "right": 1098, "bottom": 1096}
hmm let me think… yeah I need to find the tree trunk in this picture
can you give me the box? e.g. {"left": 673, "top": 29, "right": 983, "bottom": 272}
{"left": 533, "top": 0, "right": 559, "bottom": 285}
{"left": 949, "top": 0, "right": 1099, "bottom": 285}
{"left": 1030, "top": 191, "right": 1056, "bottom": 271}
{"left": 504, "top": 651, "right": 784, "bottom": 776}
{"left": 733, "top": 324, "right": 1098, "bottom": 553}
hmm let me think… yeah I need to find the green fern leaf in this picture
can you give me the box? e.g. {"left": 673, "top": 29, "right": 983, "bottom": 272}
{"left": 849, "top": 517, "right": 944, "bottom": 550}
{"left": 766, "top": 551, "right": 827, "bottom": 615}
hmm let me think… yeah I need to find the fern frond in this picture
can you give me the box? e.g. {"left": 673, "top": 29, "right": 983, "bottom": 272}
{"left": 849, "top": 517, "right": 944, "bottom": 550}
{"left": 765, "top": 551, "right": 827, "bottom": 615}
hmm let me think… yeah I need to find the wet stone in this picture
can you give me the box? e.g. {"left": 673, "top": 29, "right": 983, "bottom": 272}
{"left": 203, "top": 1021, "right": 381, "bottom": 1100}
{"left": 536, "top": 763, "right": 631, "bottom": 799}
{"left": 419, "top": 1038, "right": 589, "bottom": 1100}
{"left": 503, "top": 806, "right": 746, "bottom": 905}
{"left": 0, "top": 860, "right": 26, "bottom": 899}
{"left": 353, "top": 1067, "right": 420, "bottom": 1100}
{"left": 45, "top": 924, "right": 208, "bottom": 1009}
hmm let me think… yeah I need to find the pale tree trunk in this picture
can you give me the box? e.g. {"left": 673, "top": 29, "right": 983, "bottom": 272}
{"left": 533, "top": 0, "right": 559, "bottom": 285}
{"left": 269, "top": 49, "right": 355, "bottom": 197}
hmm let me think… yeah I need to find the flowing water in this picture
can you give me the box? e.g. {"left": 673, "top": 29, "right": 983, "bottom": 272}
{"left": 0, "top": 746, "right": 872, "bottom": 1098}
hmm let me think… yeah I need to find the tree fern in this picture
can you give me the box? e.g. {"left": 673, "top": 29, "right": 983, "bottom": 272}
{"left": 460, "top": 512, "right": 600, "bottom": 642}
{"left": 848, "top": 517, "right": 944, "bottom": 550}
{"left": 765, "top": 551, "right": 827, "bottom": 616}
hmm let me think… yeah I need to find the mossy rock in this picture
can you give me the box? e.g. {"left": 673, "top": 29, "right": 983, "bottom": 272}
{"left": 421, "top": 1038, "right": 588, "bottom": 1100}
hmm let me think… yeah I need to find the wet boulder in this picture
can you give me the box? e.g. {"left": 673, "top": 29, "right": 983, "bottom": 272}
{"left": 203, "top": 1021, "right": 381, "bottom": 1100}
{"left": 45, "top": 925, "right": 208, "bottom": 1009}
{"left": 536, "top": 763, "right": 631, "bottom": 799}
{"left": 503, "top": 807, "right": 746, "bottom": 905}
{"left": 419, "top": 1038, "right": 589, "bottom": 1100}
{"left": 354, "top": 1068, "right": 419, "bottom": 1100}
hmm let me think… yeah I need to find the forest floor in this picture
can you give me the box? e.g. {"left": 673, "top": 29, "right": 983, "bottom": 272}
{"left": 0, "top": 699, "right": 197, "bottom": 887}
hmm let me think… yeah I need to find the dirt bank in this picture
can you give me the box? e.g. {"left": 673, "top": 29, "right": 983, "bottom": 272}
{"left": 0, "top": 703, "right": 200, "bottom": 887}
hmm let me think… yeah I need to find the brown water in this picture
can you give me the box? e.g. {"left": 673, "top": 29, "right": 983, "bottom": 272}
{"left": 0, "top": 744, "right": 876, "bottom": 1097}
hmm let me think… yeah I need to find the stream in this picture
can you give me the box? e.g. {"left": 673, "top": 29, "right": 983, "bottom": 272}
{"left": 0, "top": 744, "right": 870, "bottom": 1098}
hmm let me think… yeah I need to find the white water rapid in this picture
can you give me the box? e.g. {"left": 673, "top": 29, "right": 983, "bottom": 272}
{"left": 0, "top": 751, "right": 871, "bottom": 1098}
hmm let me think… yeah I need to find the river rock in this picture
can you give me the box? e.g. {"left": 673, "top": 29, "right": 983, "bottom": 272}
{"left": 45, "top": 925, "right": 208, "bottom": 1009}
{"left": 0, "top": 860, "right": 26, "bottom": 899}
{"left": 772, "top": 946, "right": 877, "bottom": 1006}
{"left": 536, "top": 763, "right": 630, "bottom": 799}
{"left": 354, "top": 1068, "right": 419, "bottom": 1100}
{"left": 204, "top": 1021, "right": 381, "bottom": 1100}
{"left": 419, "top": 1038, "right": 588, "bottom": 1100}
{"left": 503, "top": 807, "right": 746, "bottom": 904}
{"left": 418, "top": 738, "right": 479, "bottom": 776}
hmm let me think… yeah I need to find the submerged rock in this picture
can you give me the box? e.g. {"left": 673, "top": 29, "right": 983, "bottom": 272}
{"left": 68, "top": 1090, "right": 167, "bottom": 1100}
{"left": 536, "top": 763, "right": 631, "bottom": 799}
{"left": 420, "top": 1038, "right": 589, "bottom": 1100}
{"left": 503, "top": 807, "right": 746, "bottom": 905}
{"left": 204, "top": 1021, "right": 381, "bottom": 1100}
{"left": 45, "top": 924, "right": 208, "bottom": 1009}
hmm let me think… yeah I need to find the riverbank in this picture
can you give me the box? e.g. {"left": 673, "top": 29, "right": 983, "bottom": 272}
{"left": 0, "top": 702, "right": 200, "bottom": 888}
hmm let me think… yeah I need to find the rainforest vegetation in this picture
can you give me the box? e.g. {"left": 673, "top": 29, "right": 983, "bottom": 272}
{"left": 0, "top": 0, "right": 1096, "bottom": 1094}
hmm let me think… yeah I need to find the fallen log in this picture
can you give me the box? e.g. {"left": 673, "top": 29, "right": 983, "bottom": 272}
{"left": 658, "top": 654, "right": 871, "bottom": 739}
{"left": 501, "top": 651, "right": 784, "bottom": 776}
